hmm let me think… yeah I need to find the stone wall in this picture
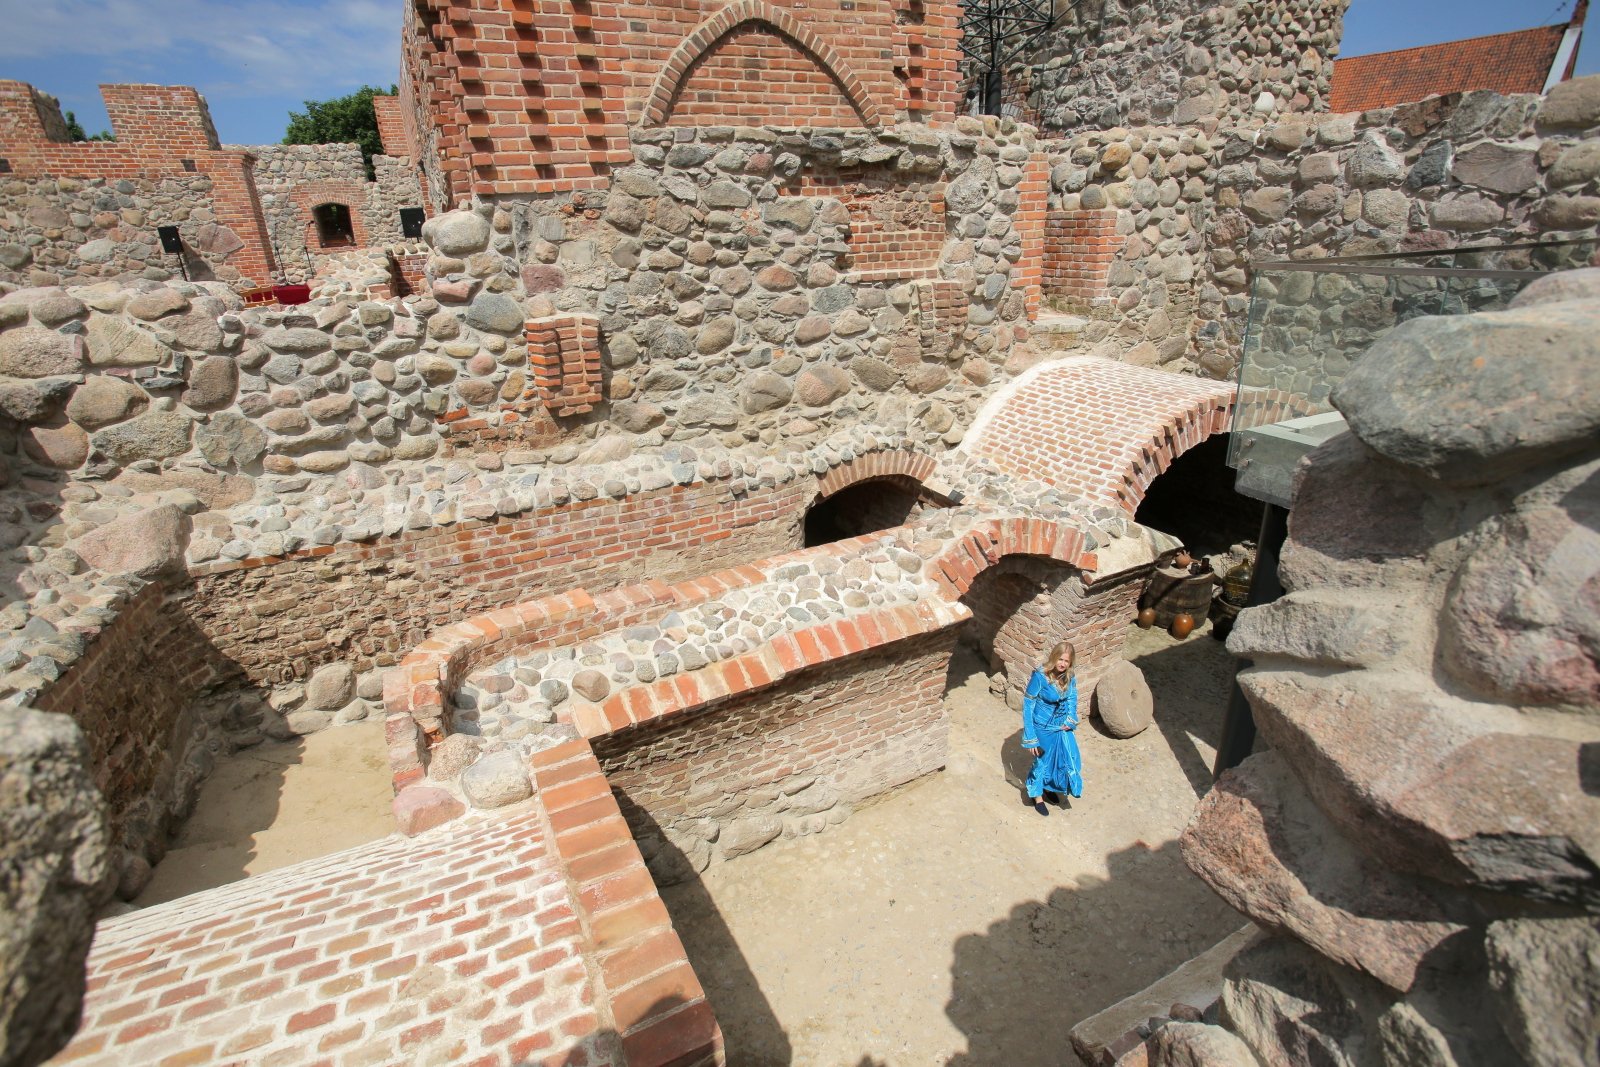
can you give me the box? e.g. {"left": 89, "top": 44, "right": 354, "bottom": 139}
{"left": 492, "top": 119, "right": 1047, "bottom": 453}
{"left": 1012, "top": 0, "right": 1347, "bottom": 136}
{"left": 239, "top": 144, "right": 427, "bottom": 284}
{"left": 596, "top": 627, "right": 954, "bottom": 884}
{"left": 1042, "top": 76, "right": 1600, "bottom": 380}
{"left": 1128, "top": 274, "right": 1600, "bottom": 1067}
{"left": 0, "top": 81, "right": 275, "bottom": 289}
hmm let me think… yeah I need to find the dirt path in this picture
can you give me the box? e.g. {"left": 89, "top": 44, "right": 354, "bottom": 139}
{"left": 661, "top": 621, "right": 1242, "bottom": 1066}
{"left": 135, "top": 719, "right": 394, "bottom": 907}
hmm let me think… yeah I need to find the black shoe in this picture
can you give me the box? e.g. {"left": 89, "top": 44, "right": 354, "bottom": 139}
{"left": 1033, "top": 800, "right": 1050, "bottom": 816}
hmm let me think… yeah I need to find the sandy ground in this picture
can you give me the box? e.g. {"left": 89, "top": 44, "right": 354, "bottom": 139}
{"left": 660, "top": 621, "right": 1243, "bottom": 1066}
{"left": 135, "top": 718, "right": 394, "bottom": 907}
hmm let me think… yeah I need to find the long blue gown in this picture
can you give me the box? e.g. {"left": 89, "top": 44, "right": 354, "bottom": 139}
{"left": 1023, "top": 669, "right": 1083, "bottom": 799}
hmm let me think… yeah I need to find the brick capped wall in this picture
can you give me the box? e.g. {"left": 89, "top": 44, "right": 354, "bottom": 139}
{"left": 0, "top": 81, "right": 275, "bottom": 287}
{"left": 1042, "top": 207, "right": 1119, "bottom": 311}
{"left": 785, "top": 168, "right": 946, "bottom": 275}
{"left": 181, "top": 475, "right": 815, "bottom": 691}
{"left": 372, "top": 94, "right": 414, "bottom": 159}
{"left": 594, "top": 627, "right": 955, "bottom": 884}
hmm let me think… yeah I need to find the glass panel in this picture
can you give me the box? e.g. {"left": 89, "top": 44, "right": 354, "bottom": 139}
{"left": 1227, "top": 240, "right": 1597, "bottom": 467}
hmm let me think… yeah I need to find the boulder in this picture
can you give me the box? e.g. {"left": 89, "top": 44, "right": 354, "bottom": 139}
{"left": 1537, "top": 73, "right": 1600, "bottom": 129}
{"left": 1093, "top": 660, "right": 1153, "bottom": 738}
{"left": 1144, "top": 1023, "right": 1260, "bottom": 1067}
{"left": 0, "top": 327, "right": 83, "bottom": 378}
{"left": 393, "top": 785, "right": 465, "bottom": 836}
{"left": 571, "top": 670, "right": 610, "bottom": 702}
{"left": 426, "top": 734, "right": 485, "bottom": 782}
{"left": 1331, "top": 302, "right": 1600, "bottom": 486}
{"left": 719, "top": 815, "right": 782, "bottom": 858}
{"left": 0, "top": 709, "right": 110, "bottom": 1067}
{"left": 1440, "top": 492, "right": 1600, "bottom": 706}
{"left": 84, "top": 316, "right": 169, "bottom": 367}
{"left": 460, "top": 750, "right": 533, "bottom": 809}
{"left": 1509, "top": 265, "right": 1600, "bottom": 307}
{"left": 1449, "top": 142, "right": 1539, "bottom": 194}
{"left": 194, "top": 413, "right": 268, "bottom": 468}
{"left": 0, "top": 377, "right": 74, "bottom": 424}
{"left": 741, "top": 371, "right": 792, "bottom": 414}
{"left": 421, "top": 210, "right": 491, "bottom": 256}
{"left": 21, "top": 422, "right": 89, "bottom": 469}
{"left": 66, "top": 376, "right": 146, "bottom": 430}
{"left": 181, "top": 357, "right": 237, "bottom": 410}
{"left": 1485, "top": 918, "right": 1600, "bottom": 1067}
{"left": 1221, "top": 936, "right": 1366, "bottom": 1067}
{"left": 463, "top": 293, "right": 525, "bottom": 334}
{"left": 1182, "top": 752, "right": 1465, "bottom": 992}
{"left": 794, "top": 365, "right": 851, "bottom": 407}
{"left": 305, "top": 662, "right": 356, "bottom": 710}
{"left": 72, "top": 503, "right": 191, "bottom": 578}
{"left": 125, "top": 288, "right": 188, "bottom": 321}
{"left": 92, "top": 411, "right": 193, "bottom": 465}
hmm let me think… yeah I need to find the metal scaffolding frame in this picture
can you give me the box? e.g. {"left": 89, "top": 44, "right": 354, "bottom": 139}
{"left": 959, "top": 0, "right": 1082, "bottom": 115}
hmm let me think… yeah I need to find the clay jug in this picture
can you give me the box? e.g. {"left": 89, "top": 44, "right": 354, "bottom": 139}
{"left": 1170, "top": 612, "right": 1196, "bottom": 639}
{"left": 1173, "top": 549, "right": 1193, "bottom": 569}
{"left": 1137, "top": 607, "right": 1157, "bottom": 629}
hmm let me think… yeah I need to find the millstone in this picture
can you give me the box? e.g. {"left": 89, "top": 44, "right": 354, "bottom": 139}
{"left": 1095, "top": 660, "right": 1154, "bottom": 739}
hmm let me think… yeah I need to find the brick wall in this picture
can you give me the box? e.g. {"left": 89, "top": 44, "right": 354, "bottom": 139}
{"left": 400, "top": 0, "right": 964, "bottom": 203}
{"left": 1041, "top": 208, "right": 1119, "bottom": 311}
{"left": 181, "top": 476, "right": 814, "bottom": 691}
{"left": 785, "top": 169, "right": 946, "bottom": 275}
{"left": 594, "top": 627, "right": 955, "bottom": 883}
{"left": 525, "top": 313, "right": 604, "bottom": 416}
{"left": 373, "top": 95, "right": 414, "bottom": 159}
{"left": 0, "top": 80, "right": 275, "bottom": 286}
{"left": 963, "top": 556, "right": 1143, "bottom": 709}
{"left": 32, "top": 585, "right": 217, "bottom": 857}
{"left": 664, "top": 23, "right": 867, "bottom": 127}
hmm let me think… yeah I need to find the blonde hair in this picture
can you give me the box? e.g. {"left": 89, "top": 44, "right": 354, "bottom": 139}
{"left": 1042, "top": 640, "right": 1076, "bottom": 684}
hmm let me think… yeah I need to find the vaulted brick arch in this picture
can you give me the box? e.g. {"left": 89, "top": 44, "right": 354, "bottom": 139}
{"left": 642, "top": 0, "right": 888, "bottom": 128}
{"left": 963, "top": 357, "right": 1319, "bottom": 514}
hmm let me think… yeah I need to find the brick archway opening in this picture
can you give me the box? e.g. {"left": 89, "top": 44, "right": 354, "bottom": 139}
{"left": 312, "top": 202, "right": 356, "bottom": 249}
{"left": 1132, "top": 433, "right": 1263, "bottom": 558}
{"left": 803, "top": 474, "right": 929, "bottom": 547}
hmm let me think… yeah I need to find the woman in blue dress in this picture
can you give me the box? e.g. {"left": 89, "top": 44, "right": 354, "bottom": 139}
{"left": 1022, "top": 640, "right": 1083, "bottom": 816}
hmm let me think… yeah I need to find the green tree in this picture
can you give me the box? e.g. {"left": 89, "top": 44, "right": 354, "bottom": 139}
{"left": 282, "top": 84, "right": 397, "bottom": 178}
{"left": 63, "top": 110, "right": 114, "bottom": 142}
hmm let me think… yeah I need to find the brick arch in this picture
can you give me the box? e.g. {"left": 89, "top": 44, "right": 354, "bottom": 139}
{"left": 962, "top": 357, "right": 1323, "bottom": 514}
{"left": 642, "top": 0, "right": 887, "bottom": 128}
{"left": 815, "top": 450, "right": 939, "bottom": 500}
{"left": 289, "top": 180, "right": 371, "bottom": 253}
{"left": 924, "top": 517, "right": 1100, "bottom": 601}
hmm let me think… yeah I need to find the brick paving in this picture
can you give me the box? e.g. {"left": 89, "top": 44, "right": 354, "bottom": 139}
{"left": 48, "top": 790, "right": 713, "bottom": 1067}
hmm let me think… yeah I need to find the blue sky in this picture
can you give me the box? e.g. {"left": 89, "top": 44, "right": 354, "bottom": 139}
{"left": 0, "top": 0, "right": 1594, "bottom": 146}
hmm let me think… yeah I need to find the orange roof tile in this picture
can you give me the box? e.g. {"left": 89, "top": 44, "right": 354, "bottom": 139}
{"left": 1329, "top": 24, "right": 1568, "bottom": 113}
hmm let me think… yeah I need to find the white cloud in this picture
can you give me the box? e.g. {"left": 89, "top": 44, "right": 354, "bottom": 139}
{"left": 0, "top": 0, "right": 400, "bottom": 97}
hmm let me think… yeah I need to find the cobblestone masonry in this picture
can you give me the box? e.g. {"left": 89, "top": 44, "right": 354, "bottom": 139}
{"left": 1041, "top": 82, "right": 1600, "bottom": 379}
{"left": 0, "top": 82, "right": 275, "bottom": 288}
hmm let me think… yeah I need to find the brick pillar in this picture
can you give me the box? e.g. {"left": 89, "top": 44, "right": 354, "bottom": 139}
{"left": 101, "top": 84, "right": 219, "bottom": 153}
{"left": 1016, "top": 152, "right": 1051, "bottom": 321}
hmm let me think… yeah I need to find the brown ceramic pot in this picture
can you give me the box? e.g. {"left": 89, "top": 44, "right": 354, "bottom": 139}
{"left": 1137, "top": 607, "right": 1157, "bottom": 629}
{"left": 1170, "top": 612, "right": 1196, "bottom": 639}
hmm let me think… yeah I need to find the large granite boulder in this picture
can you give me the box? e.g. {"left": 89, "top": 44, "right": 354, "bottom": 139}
{"left": 0, "top": 709, "right": 110, "bottom": 1067}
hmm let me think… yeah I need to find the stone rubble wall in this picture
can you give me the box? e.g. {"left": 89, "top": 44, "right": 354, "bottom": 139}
{"left": 0, "top": 174, "right": 243, "bottom": 291}
{"left": 1129, "top": 275, "right": 1600, "bottom": 1067}
{"left": 493, "top": 119, "right": 1047, "bottom": 454}
{"left": 1042, "top": 76, "right": 1600, "bottom": 381}
{"left": 1012, "top": 0, "right": 1348, "bottom": 136}
{"left": 235, "top": 144, "right": 427, "bottom": 284}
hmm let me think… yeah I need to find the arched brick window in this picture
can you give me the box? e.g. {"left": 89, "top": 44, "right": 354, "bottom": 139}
{"left": 312, "top": 203, "right": 356, "bottom": 249}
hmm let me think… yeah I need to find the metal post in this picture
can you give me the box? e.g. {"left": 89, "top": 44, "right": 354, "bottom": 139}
{"left": 1212, "top": 502, "right": 1288, "bottom": 778}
